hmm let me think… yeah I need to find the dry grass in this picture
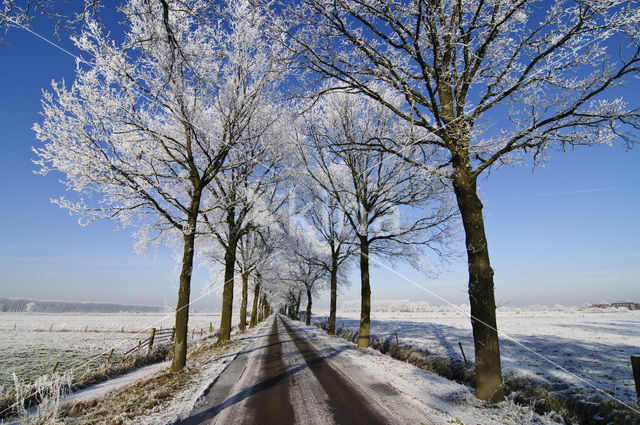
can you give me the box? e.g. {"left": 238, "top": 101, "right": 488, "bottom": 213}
{"left": 316, "top": 320, "right": 640, "bottom": 425}
{"left": 57, "top": 340, "right": 239, "bottom": 424}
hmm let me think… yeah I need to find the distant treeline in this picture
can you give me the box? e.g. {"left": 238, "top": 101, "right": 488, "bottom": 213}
{"left": 0, "top": 297, "right": 163, "bottom": 313}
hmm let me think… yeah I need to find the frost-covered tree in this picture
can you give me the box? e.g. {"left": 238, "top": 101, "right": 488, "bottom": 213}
{"left": 298, "top": 90, "right": 456, "bottom": 348}
{"left": 195, "top": 0, "right": 289, "bottom": 344}
{"left": 294, "top": 173, "right": 355, "bottom": 335}
{"left": 32, "top": 0, "right": 280, "bottom": 371}
{"left": 285, "top": 0, "right": 640, "bottom": 401}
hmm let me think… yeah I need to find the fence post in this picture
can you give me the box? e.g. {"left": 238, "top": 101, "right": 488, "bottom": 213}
{"left": 395, "top": 332, "right": 399, "bottom": 346}
{"left": 459, "top": 342, "right": 468, "bottom": 365}
{"left": 171, "top": 327, "right": 176, "bottom": 342}
{"left": 632, "top": 355, "right": 640, "bottom": 405}
{"left": 209, "top": 322, "right": 213, "bottom": 333}
{"left": 148, "top": 328, "right": 156, "bottom": 352}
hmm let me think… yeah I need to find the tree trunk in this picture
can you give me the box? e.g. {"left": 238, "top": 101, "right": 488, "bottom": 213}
{"left": 171, "top": 191, "right": 201, "bottom": 372}
{"left": 261, "top": 295, "right": 268, "bottom": 320}
{"left": 239, "top": 271, "right": 249, "bottom": 332}
{"left": 357, "top": 236, "right": 371, "bottom": 348}
{"left": 217, "top": 239, "right": 238, "bottom": 344}
{"left": 305, "top": 288, "right": 312, "bottom": 326}
{"left": 328, "top": 252, "right": 338, "bottom": 335}
{"left": 294, "top": 291, "right": 302, "bottom": 320}
{"left": 452, "top": 171, "right": 505, "bottom": 402}
{"left": 250, "top": 279, "right": 260, "bottom": 328}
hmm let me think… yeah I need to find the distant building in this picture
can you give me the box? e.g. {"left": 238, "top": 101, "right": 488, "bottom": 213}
{"left": 610, "top": 301, "right": 640, "bottom": 310}
{"left": 589, "top": 301, "right": 640, "bottom": 310}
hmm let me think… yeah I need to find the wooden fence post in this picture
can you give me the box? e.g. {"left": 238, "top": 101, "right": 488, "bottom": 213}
{"left": 459, "top": 342, "right": 468, "bottom": 365}
{"left": 632, "top": 355, "right": 640, "bottom": 405}
{"left": 148, "top": 328, "right": 156, "bottom": 352}
{"left": 171, "top": 327, "right": 176, "bottom": 342}
{"left": 209, "top": 322, "right": 213, "bottom": 333}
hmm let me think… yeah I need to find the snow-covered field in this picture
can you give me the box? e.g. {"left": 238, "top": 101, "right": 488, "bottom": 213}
{"left": 326, "top": 308, "right": 640, "bottom": 410}
{"left": 0, "top": 312, "right": 239, "bottom": 390}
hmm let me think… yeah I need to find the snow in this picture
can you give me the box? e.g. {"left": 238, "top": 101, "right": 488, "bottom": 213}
{"left": 286, "top": 318, "right": 562, "bottom": 424}
{"left": 323, "top": 309, "right": 640, "bottom": 410}
{"left": 135, "top": 321, "right": 272, "bottom": 425}
{"left": 63, "top": 361, "right": 170, "bottom": 404}
{"left": 0, "top": 312, "right": 240, "bottom": 390}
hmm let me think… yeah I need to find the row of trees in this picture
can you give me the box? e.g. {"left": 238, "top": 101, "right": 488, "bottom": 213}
{"left": 31, "top": 0, "right": 639, "bottom": 403}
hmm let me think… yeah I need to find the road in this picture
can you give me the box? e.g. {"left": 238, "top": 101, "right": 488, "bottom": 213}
{"left": 175, "top": 314, "right": 441, "bottom": 425}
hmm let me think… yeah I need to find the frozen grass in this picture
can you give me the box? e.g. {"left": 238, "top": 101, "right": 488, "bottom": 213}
{"left": 0, "top": 312, "right": 238, "bottom": 390}
{"left": 318, "top": 309, "right": 640, "bottom": 424}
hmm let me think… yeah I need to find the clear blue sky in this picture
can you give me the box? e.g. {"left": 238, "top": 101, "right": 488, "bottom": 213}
{"left": 0, "top": 8, "right": 638, "bottom": 311}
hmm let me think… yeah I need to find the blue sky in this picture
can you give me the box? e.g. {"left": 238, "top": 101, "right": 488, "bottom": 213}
{"left": 0, "top": 9, "right": 638, "bottom": 311}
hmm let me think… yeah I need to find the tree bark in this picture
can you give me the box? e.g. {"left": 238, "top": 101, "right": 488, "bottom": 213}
{"left": 357, "top": 236, "right": 371, "bottom": 348}
{"left": 239, "top": 271, "right": 249, "bottom": 332}
{"left": 171, "top": 191, "right": 201, "bottom": 372}
{"left": 328, "top": 252, "right": 338, "bottom": 335}
{"left": 294, "top": 291, "right": 302, "bottom": 320}
{"left": 250, "top": 279, "right": 260, "bottom": 328}
{"left": 452, "top": 170, "right": 505, "bottom": 402}
{"left": 305, "top": 288, "right": 312, "bottom": 326}
{"left": 217, "top": 238, "right": 238, "bottom": 344}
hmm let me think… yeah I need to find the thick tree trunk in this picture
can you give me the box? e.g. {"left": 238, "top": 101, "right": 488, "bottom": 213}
{"left": 328, "top": 253, "right": 338, "bottom": 335}
{"left": 217, "top": 239, "right": 238, "bottom": 344}
{"left": 305, "top": 288, "right": 312, "bottom": 326}
{"left": 249, "top": 280, "right": 260, "bottom": 328}
{"left": 239, "top": 271, "right": 249, "bottom": 332}
{"left": 171, "top": 191, "right": 201, "bottom": 372}
{"left": 357, "top": 236, "right": 371, "bottom": 348}
{"left": 452, "top": 171, "right": 505, "bottom": 402}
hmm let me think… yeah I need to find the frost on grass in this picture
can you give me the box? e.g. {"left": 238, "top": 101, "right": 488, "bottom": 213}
{"left": 319, "top": 309, "right": 640, "bottom": 424}
{"left": 54, "top": 326, "right": 261, "bottom": 424}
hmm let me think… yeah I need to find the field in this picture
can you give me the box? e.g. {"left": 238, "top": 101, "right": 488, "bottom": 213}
{"left": 2, "top": 308, "right": 639, "bottom": 416}
{"left": 325, "top": 308, "right": 640, "bottom": 410}
{"left": 0, "top": 312, "right": 239, "bottom": 391}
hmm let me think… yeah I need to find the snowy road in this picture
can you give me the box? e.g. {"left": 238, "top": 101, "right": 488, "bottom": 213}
{"left": 175, "top": 314, "right": 440, "bottom": 425}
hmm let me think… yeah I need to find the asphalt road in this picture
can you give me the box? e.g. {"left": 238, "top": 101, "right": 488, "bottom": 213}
{"left": 175, "top": 314, "right": 410, "bottom": 425}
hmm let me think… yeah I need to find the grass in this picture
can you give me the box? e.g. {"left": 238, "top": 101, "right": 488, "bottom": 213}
{"left": 58, "top": 340, "right": 239, "bottom": 424}
{"left": 315, "top": 319, "right": 640, "bottom": 425}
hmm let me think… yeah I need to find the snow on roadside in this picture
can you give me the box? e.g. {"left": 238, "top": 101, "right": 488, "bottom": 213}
{"left": 63, "top": 361, "right": 171, "bottom": 405}
{"left": 135, "top": 320, "right": 271, "bottom": 425}
{"left": 288, "top": 319, "right": 563, "bottom": 425}
{"left": 326, "top": 310, "right": 640, "bottom": 408}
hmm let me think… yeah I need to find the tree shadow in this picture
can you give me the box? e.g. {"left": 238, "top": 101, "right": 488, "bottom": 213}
{"left": 174, "top": 326, "right": 348, "bottom": 425}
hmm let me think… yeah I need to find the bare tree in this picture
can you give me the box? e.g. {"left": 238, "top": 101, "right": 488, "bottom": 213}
{"left": 235, "top": 227, "right": 284, "bottom": 331}
{"left": 280, "top": 231, "right": 329, "bottom": 325}
{"left": 297, "top": 89, "right": 456, "bottom": 348}
{"left": 285, "top": 0, "right": 640, "bottom": 401}
{"left": 294, "top": 171, "right": 355, "bottom": 335}
{"left": 32, "top": 0, "right": 279, "bottom": 371}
